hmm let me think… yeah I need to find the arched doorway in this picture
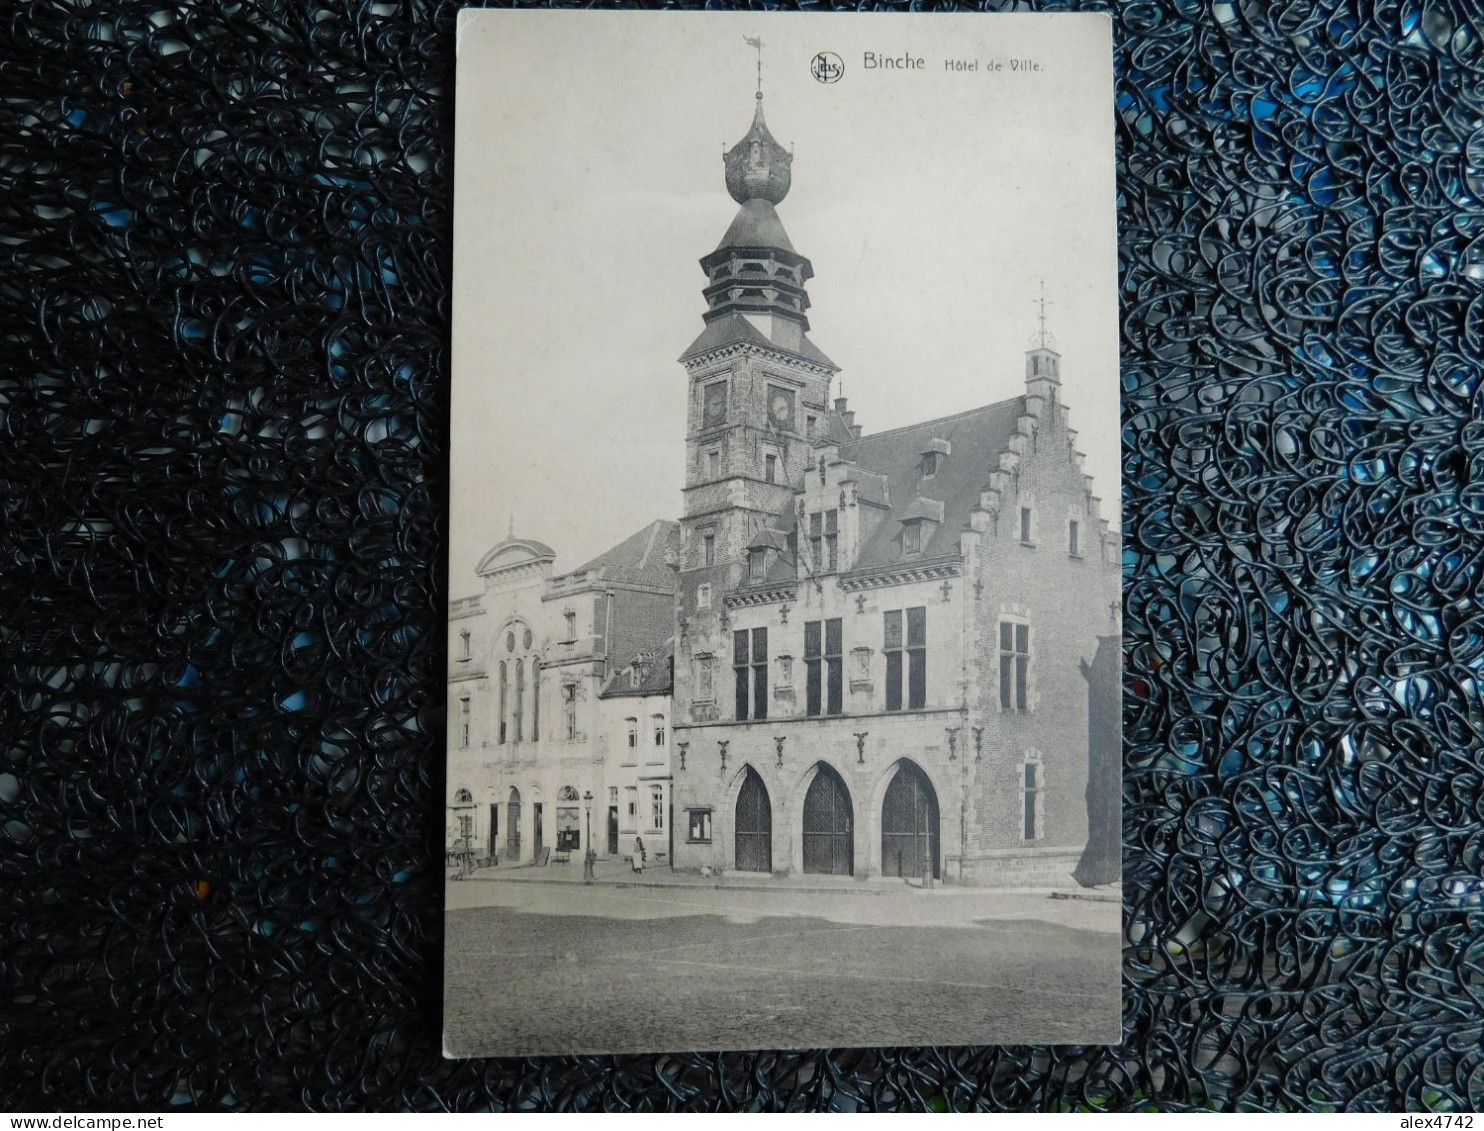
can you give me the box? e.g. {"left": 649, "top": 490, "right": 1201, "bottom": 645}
{"left": 506, "top": 787, "right": 521, "bottom": 859}
{"left": 803, "top": 765, "right": 853, "bottom": 876}
{"left": 881, "top": 760, "right": 939, "bottom": 879}
{"left": 734, "top": 767, "right": 772, "bottom": 873}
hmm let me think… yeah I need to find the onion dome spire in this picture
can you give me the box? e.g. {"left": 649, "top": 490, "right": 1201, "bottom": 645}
{"left": 680, "top": 44, "right": 835, "bottom": 368}
{"left": 723, "top": 42, "right": 792, "bottom": 205}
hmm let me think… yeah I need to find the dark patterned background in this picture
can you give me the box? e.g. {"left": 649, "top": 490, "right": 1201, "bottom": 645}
{"left": 2, "top": 0, "right": 1480, "bottom": 1113}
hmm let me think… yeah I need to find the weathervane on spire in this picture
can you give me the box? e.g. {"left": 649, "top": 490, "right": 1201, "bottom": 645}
{"left": 744, "top": 35, "right": 764, "bottom": 99}
{"left": 1033, "top": 279, "right": 1056, "bottom": 349}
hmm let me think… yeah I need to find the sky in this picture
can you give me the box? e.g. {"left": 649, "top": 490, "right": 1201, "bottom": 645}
{"left": 450, "top": 11, "right": 1120, "bottom": 599}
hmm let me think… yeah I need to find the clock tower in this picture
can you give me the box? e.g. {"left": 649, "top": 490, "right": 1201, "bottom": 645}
{"left": 677, "top": 88, "right": 839, "bottom": 590}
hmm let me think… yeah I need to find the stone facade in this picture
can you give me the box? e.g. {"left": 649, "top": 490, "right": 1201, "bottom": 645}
{"left": 666, "top": 93, "right": 1120, "bottom": 888}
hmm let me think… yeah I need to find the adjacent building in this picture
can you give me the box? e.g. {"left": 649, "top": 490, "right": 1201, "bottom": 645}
{"left": 447, "top": 520, "right": 677, "bottom": 867}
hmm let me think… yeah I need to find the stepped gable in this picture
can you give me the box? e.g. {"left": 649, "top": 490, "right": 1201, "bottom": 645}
{"left": 843, "top": 397, "right": 1025, "bottom": 569}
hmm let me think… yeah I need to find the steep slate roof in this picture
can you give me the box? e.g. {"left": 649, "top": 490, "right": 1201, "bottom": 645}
{"left": 714, "top": 199, "right": 797, "bottom": 255}
{"left": 599, "top": 636, "right": 675, "bottom": 699}
{"left": 678, "top": 311, "right": 837, "bottom": 369}
{"left": 842, "top": 397, "right": 1026, "bottom": 570}
{"left": 558, "top": 519, "right": 679, "bottom": 590}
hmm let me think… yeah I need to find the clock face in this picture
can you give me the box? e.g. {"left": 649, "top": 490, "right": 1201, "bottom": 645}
{"left": 767, "top": 386, "right": 795, "bottom": 428}
{"left": 703, "top": 381, "right": 727, "bottom": 427}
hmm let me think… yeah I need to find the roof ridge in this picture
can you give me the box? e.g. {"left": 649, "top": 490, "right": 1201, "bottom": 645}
{"left": 640, "top": 518, "right": 679, "bottom": 568}
{"left": 637, "top": 520, "right": 662, "bottom": 569}
{"left": 849, "top": 396, "right": 1023, "bottom": 444}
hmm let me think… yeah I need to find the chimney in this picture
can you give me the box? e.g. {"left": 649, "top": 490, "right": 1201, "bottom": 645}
{"left": 834, "top": 396, "right": 855, "bottom": 434}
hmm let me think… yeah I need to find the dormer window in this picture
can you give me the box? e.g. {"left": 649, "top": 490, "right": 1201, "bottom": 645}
{"left": 899, "top": 497, "right": 944, "bottom": 559}
{"left": 749, "top": 548, "right": 766, "bottom": 582}
{"left": 903, "top": 521, "right": 923, "bottom": 555}
{"left": 629, "top": 665, "right": 641, "bottom": 689}
{"left": 808, "top": 510, "right": 839, "bottom": 572}
{"left": 918, "top": 439, "right": 950, "bottom": 480}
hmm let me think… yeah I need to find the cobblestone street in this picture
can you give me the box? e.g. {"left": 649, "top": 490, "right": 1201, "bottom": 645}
{"left": 444, "top": 877, "right": 1120, "bottom": 1056}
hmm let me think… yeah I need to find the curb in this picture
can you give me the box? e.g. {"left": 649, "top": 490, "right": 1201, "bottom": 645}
{"left": 452, "top": 871, "right": 1119, "bottom": 901}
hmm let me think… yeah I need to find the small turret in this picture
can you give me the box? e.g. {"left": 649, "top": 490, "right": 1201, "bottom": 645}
{"left": 1025, "top": 281, "right": 1061, "bottom": 410}
{"left": 1026, "top": 345, "right": 1061, "bottom": 407}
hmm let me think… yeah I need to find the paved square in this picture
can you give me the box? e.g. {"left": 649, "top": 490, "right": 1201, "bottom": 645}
{"left": 444, "top": 879, "right": 1120, "bottom": 1056}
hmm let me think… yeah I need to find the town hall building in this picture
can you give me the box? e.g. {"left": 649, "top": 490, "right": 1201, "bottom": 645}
{"left": 450, "top": 86, "right": 1120, "bottom": 888}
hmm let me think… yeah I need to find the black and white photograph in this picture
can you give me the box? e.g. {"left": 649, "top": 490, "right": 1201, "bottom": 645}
{"left": 445, "top": 10, "right": 1123, "bottom": 1057}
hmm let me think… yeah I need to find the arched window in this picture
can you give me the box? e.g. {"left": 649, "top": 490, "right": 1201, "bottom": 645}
{"left": 513, "top": 659, "right": 525, "bottom": 743}
{"left": 498, "top": 662, "right": 508, "bottom": 744}
{"left": 558, "top": 785, "right": 579, "bottom": 802}
{"left": 532, "top": 660, "right": 541, "bottom": 742}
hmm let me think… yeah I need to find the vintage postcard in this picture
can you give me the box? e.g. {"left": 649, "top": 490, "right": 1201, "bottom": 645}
{"left": 445, "top": 10, "right": 1122, "bottom": 1056}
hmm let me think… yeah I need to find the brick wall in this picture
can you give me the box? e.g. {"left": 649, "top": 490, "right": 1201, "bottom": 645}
{"left": 966, "top": 394, "right": 1119, "bottom": 871}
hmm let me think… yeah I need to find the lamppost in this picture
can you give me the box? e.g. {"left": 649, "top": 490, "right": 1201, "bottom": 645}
{"left": 583, "top": 790, "right": 595, "bottom": 884}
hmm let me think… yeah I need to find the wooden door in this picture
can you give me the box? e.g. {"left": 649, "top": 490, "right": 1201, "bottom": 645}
{"left": 802, "top": 766, "right": 853, "bottom": 876}
{"left": 734, "top": 768, "right": 772, "bottom": 873}
{"left": 881, "top": 762, "right": 939, "bottom": 879}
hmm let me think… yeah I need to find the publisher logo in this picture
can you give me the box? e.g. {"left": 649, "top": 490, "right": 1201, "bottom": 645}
{"left": 811, "top": 52, "right": 843, "bottom": 84}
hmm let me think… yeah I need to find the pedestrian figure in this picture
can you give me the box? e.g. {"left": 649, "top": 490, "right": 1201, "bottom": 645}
{"left": 633, "top": 836, "right": 646, "bottom": 873}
